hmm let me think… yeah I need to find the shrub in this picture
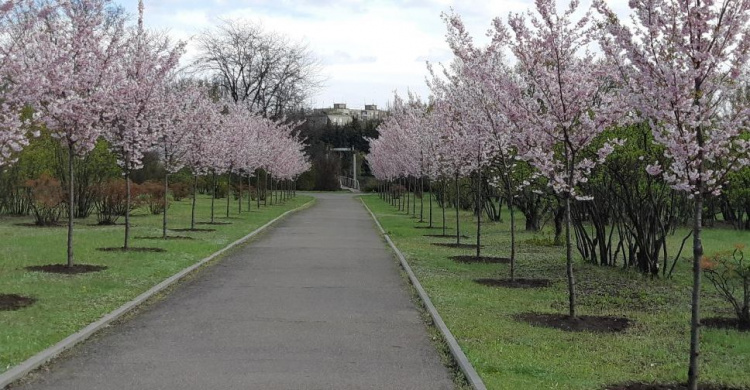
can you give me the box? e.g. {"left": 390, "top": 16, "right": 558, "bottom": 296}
{"left": 361, "top": 177, "right": 379, "bottom": 193}
{"left": 702, "top": 245, "right": 750, "bottom": 329}
{"left": 23, "top": 174, "right": 65, "bottom": 226}
{"left": 170, "top": 182, "right": 191, "bottom": 201}
{"left": 141, "top": 181, "right": 168, "bottom": 215}
{"left": 93, "top": 179, "right": 143, "bottom": 225}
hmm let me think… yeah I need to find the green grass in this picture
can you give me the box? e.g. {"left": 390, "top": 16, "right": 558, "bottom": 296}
{"left": 0, "top": 193, "right": 313, "bottom": 373}
{"left": 362, "top": 193, "right": 750, "bottom": 390}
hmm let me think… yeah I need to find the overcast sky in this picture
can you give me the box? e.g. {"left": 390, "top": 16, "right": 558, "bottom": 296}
{"left": 121, "top": 0, "right": 629, "bottom": 110}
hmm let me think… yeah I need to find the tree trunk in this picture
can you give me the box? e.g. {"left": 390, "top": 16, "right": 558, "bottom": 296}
{"left": 67, "top": 144, "right": 75, "bottom": 267}
{"left": 428, "top": 177, "right": 433, "bottom": 228}
{"left": 442, "top": 178, "right": 447, "bottom": 236}
{"left": 162, "top": 173, "right": 169, "bottom": 239}
{"left": 248, "top": 175, "right": 252, "bottom": 211}
{"left": 476, "top": 168, "right": 482, "bottom": 259}
{"left": 565, "top": 194, "right": 576, "bottom": 318}
{"left": 455, "top": 173, "right": 461, "bottom": 245}
{"left": 420, "top": 177, "right": 424, "bottom": 222}
{"left": 687, "top": 192, "right": 703, "bottom": 390}
{"left": 124, "top": 167, "right": 131, "bottom": 250}
{"left": 238, "top": 172, "right": 242, "bottom": 213}
{"left": 507, "top": 176, "right": 516, "bottom": 282}
{"left": 226, "top": 172, "right": 231, "bottom": 218}
{"left": 191, "top": 174, "right": 197, "bottom": 230}
{"left": 211, "top": 172, "right": 216, "bottom": 224}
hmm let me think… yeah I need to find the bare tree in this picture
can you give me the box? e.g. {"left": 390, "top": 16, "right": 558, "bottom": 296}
{"left": 192, "top": 19, "right": 322, "bottom": 118}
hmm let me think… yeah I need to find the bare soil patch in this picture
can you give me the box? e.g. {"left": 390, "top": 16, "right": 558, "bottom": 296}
{"left": 424, "top": 234, "right": 469, "bottom": 239}
{"left": 604, "top": 383, "right": 748, "bottom": 390}
{"left": 96, "top": 247, "right": 166, "bottom": 253}
{"left": 197, "top": 221, "right": 232, "bottom": 226}
{"left": 25, "top": 264, "right": 107, "bottom": 274}
{"left": 515, "top": 312, "right": 631, "bottom": 333}
{"left": 0, "top": 294, "right": 36, "bottom": 311}
{"left": 702, "top": 317, "right": 750, "bottom": 332}
{"left": 475, "top": 278, "right": 552, "bottom": 288}
{"left": 431, "top": 243, "right": 482, "bottom": 249}
{"left": 135, "top": 236, "right": 194, "bottom": 241}
{"left": 451, "top": 256, "right": 510, "bottom": 264}
{"left": 170, "top": 228, "right": 216, "bottom": 232}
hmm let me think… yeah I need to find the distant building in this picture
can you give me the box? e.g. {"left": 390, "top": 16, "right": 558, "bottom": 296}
{"left": 305, "top": 103, "right": 386, "bottom": 129}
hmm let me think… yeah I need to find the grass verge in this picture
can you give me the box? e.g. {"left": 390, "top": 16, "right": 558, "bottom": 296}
{"left": 361, "top": 193, "right": 749, "bottom": 390}
{"left": 0, "top": 194, "right": 313, "bottom": 374}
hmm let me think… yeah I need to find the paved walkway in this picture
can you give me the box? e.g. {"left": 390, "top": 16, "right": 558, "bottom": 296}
{"left": 17, "top": 193, "right": 453, "bottom": 390}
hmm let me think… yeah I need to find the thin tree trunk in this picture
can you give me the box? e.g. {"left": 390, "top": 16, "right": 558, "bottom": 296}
{"left": 405, "top": 177, "right": 410, "bottom": 214}
{"left": 162, "top": 173, "right": 168, "bottom": 239}
{"left": 211, "top": 172, "right": 216, "bottom": 224}
{"left": 565, "top": 193, "right": 576, "bottom": 318}
{"left": 226, "top": 171, "right": 231, "bottom": 218}
{"left": 476, "top": 168, "right": 482, "bottom": 259}
{"left": 688, "top": 192, "right": 703, "bottom": 390}
{"left": 67, "top": 144, "right": 75, "bottom": 267}
{"left": 124, "top": 167, "right": 131, "bottom": 250}
{"left": 442, "top": 178, "right": 447, "bottom": 236}
{"left": 507, "top": 176, "right": 516, "bottom": 282}
{"left": 420, "top": 177, "right": 425, "bottom": 222}
{"left": 412, "top": 177, "right": 417, "bottom": 218}
{"left": 238, "top": 172, "right": 242, "bottom": 213}
{"left": 191, "top": 174, "right": 197, "bottom": 230}
{"left": 428, "top": 177, "right": 433, "bottom": 228}
{"left": 256, "top": 170, "right": 261, "bottom": 209}
{"left": 248, "top": 175, "right": 252, "bottom": 211}
{"left": 455, "top": 173, "right": 461, "bottom": 245}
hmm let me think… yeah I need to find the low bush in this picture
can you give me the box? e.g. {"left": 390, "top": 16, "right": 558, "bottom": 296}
{"left": 92, "top": 179, "right": 143, "bottom": 225}
{"left": 703, "top": 246, "right": 750, "bottom": 329}
{"left": 23, "top": 174, "right": 64, "bottom": 226}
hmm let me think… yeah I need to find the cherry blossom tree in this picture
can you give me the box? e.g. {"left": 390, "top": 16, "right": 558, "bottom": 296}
{"left": 30, "top": 0, "right": 127, "bottom": 267}
{"left": 596, "top": 1, "right": 750, "bottom": 387}
{"left": 104, "top": 0, "right": 184, "bottom": 249}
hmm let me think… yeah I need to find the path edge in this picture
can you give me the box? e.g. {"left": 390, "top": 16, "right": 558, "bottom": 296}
{"left": 0, "top": 198, "right": 316, "bottom": 389}
{"left": 358, "top": 196, "right": 487, "bottom": 390}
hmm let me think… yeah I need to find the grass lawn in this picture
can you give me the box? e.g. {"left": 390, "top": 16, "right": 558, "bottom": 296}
{"left": 0, "top": 193, "right": 313, "bottom": 374}
{"left": 361, "top": 193, "right": 750, "bottom": 390}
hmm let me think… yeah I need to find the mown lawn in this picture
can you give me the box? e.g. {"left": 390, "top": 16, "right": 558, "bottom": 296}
{"left": 0, "top": 193, "right": 313, "bottom": 373}
{"left": 361, "top": 193, "right": 750, "bottom": 390}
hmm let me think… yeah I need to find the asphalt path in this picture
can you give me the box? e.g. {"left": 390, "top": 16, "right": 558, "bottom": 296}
{"left": 16, "top": 193, "right": 454, "bottom": 390}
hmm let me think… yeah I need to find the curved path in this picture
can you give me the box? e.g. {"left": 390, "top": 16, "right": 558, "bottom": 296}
{"left": 15, "top": 193, "right": 454, "bottom": 390}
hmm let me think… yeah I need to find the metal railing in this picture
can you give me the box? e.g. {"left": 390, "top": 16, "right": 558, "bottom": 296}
{"left": 339, "top": 176, "right": 360, "bottom": 191}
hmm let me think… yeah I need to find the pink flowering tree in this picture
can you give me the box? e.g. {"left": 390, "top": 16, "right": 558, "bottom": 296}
{"left": 30, "top": 0, "right": 127, "bottom": 267}
{"left": 104, "top": 0, "right": 184, "bottom": 249}
{"left": 596, "top": 0, "right": 750, "bottom": 387}
{"left": 449, "top": 0, "right": 622, "bottom": 317}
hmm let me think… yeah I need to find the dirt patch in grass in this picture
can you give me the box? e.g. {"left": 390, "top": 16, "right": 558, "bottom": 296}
{"left": 414, "top": 226, "right": 451, "bottom": 230}
{"left": 14, "top": 223, "right": 64, "bottom": 228}
{"left": 0, "top": 294, "right": 36, "bottom": 311}
{"left": 25, "top": 264, "right": 108, "bottom": 274}
{"left": 451, "top": 256, "right": 510, "bottom": 264}
{"left": 703, "top": 317, "right": 750, "bottom": 332}
{"left": 96, "top": 247, "right": 167, "bottom": 253}
{"left": 515, "top": 312, "right": 631, "bottom": 333}
{"left": 431, "top": 243, "right": 482, "bottom": 249}
{"left": 196, "top": 221, "right": 232, "bottom": 226}
{"left": 424, "top": 234, "right": 469, "bottom": 239}
{"left": 604, "top": 383, "right": 748, "bottom": 390}
{"left": 475, "top": 278, "right": 551, "bottom": 288}
{"left": 170, "top": 228, "right": 216, "bottom": 232}
{"left": 135, "top": 236, "right": 194, "bottom": 241}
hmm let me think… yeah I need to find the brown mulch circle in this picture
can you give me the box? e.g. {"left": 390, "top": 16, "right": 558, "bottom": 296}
{"left": 431, "top": 243, "right": 482, "bottom": 249}
{"left": 25, "top": 264, "right": 108, "bottom": 274}
{"left": 424, "top": 234, "right": 470, "bottom": 239}
{"left": 196, "top": 221, "right": 232, "bottom": 225}
{"left": 604, "top": 383, "right": 748, "bottom": 390}
{"left": 170, "top": 228, "right": 216, "bottom": 232}
{"left": 514, "top": 312, "right": 631, "bottom": 333}
{"left": 451, "top": 256, "right": 511, "bottom": 264}
{"left": 702, "top": 317, "right": 750, "bottom": 332}
{"left": 96, "top": 247, "right": 167, "bottom": 253}
{"left": 475, "top": 278, "right": 552, "bottom": 288}
{"left": 135, "top": 236, "right": 195, "bottom": 241}
{"left": 0, "top": 294, "right": 37, "bottom": 311}
{"left": 14, "top": 223, "right": 64, "bottom": 228}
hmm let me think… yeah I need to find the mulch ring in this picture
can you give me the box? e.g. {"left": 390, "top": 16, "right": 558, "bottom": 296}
{"left": 604, "top": 383, "right": 749, "bottom": 390}
{"left": 415, "top": 226, "right": 453, "bottom": 230}
{"left": 0, "top": 294, "right": 37, "bottom": 311}
{"left": 197, "top": 221, "right": 232, "bottom": 225}
{"left": 475, "top": 278, "right": 551, "bottom": 288}
{"left": 424, "top": 234, "right": 469, "bottom": 239}
{"left": 170, "top": 228, "right": 216, "bottom": 232}
{"left": 702, "top": 317, "right": 750, "bottom": 332}
{"left": 431, "top": 243, "right": 482, "bottom": 249}
{"left": 514, "top": 312, "right": 631, "bottom": 333}
{"left": 14, "top": 223, "right": 64, "bottom": 228}
{"left": 451, "top": 256, "right": 510, "bottom": 264}
{"left": 135, "top": 236, "right": 195, "bottom": 241}
{"left": 26, "top": 264, "right": 108, "bottom": 274}
{"left": 96, "top": 247, "right": 167, "bottom": 253}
